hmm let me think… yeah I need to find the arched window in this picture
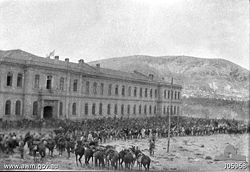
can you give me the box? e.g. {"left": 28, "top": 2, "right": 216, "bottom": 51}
{"left": 85, "top": 103, "right": 88, "bottom": 115}
{"left": 154, "top": 105, "right": 157, "bottom": 114}
{"left": 127, "top": 105, "right": 130, "bottom": 115}
{"left": 139, "top": 105, "right": 141, "bottom": 114}
{"left": 72, "top": 103, "right": 77, "bottom": 115}
{"left": 99, "top": 103, "right": 102, "bottom": 115}
{"left": 17, "top": 73, "right": 23, "bottom": 88}
{"left": 60, "top": 77, "right": 64, "bottom": 90}
{"left": 6, "top": 72, "right": 13, "bottom": 86}
{"left": 114, "top": 104, "right": 117, "bottom": 115}
{"left": 115, "top": 85, "right": 119, "bottom": 95}
{"left": 175, "top": 91, "right": 177, "bottom": 100}
{"left": 149, "top": 105, "right": 152, "bottom": 114}
{"left": 92, "top": 103, "right": 96, "bottom": 115}
{"left": 107, "top": 104, "right": 111, "bottom": 115}
{"left": 121, "top": 104, "right": 124, "bottom": 115}
{"left": 34, "top": 74, "right": 40, "bottom": 88}
{"left": 133, "top": 105, "right": 136, "bottom": 115}
{"left": 15, "top": 100, "right": 21, "bottom": 115}
{"left": 171, "top": 91, "right": 173, "bottom": 99}
{"left": 150, "top": 89, "right": 152, "bottom": 98}
{"left": 93, "top": 82, "right": 97, "bottom": 95}
{"left": 33, "top": 101, "right": 38, "bottom": 116}
{"left": 46, "top": 75, "right": 52, "bottom": 89}
{"left": 100, "top": 83, "right": 104, "bottom": 95}
{"left": 168, "top": 90, "right": 170, "bottom": 99}
{"left": 144, "top": 105, "right": 147, "bottom": 114}
{"left": 59, "top": 102, "right": 63, "bottom": 116}
{"left": 174, "top": 106, "right": 176, "bottom": 115}
{"left": 5, "top": 100, "right": 11, "bottom": 115}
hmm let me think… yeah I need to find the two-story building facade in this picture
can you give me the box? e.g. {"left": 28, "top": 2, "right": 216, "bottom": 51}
{"left": 0, "top": 49, "right": 182, "bottom": 120}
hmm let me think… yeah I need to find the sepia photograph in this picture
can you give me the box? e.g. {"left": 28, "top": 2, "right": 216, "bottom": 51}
{"left": 0, "top": 0, "right": 249, "bottom": 171}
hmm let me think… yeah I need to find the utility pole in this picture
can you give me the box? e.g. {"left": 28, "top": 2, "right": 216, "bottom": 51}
{"left": 167, "top": 77, "right": 173, "bottom": 153}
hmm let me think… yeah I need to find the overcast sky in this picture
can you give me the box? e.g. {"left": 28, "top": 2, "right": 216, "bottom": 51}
{"left": 0, "top": 0, "right": 249, "bottom": 69}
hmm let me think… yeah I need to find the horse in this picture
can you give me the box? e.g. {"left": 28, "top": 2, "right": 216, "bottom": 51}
{"left": 75, "top": 144, "right": 85, "bottom": 167}
{"left": 46, "top": 138, "right": 55, "bottom": 157}
{"left": 93, "top": 150, "right": 105, "bottom": 167}
{"left": 123, "top": 150, "right": 136, "bottom": 170}
{"left": 32, "top": 140, "right": 46, "bottom": 162}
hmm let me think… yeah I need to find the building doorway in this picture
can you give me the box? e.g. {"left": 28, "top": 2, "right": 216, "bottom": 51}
{"left": 43, "top": 106, "right": 53, "bottom": 119}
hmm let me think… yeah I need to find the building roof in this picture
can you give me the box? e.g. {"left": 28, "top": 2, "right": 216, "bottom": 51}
{"left": 0, "top": 49, "right": 182, "bottom": 88}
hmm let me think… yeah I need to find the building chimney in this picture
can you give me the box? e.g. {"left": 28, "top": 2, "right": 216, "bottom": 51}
{"left": 96, "top": 64, "right": 100, "bottom": 68}
{"left": 65, "top": 58, "right": 69, "bottom": 62}
{"left": 78, "top": 59, "right": 84, "bottom": 64}
{"left": 54, "top": 56, "right": 59, "bottom": 60}
{"left": 149, "top": 74, "right": 154, "bottom": 80}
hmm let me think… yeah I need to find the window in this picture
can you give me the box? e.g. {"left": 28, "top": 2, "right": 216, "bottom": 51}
{"left": 128, "top": 86, "right": 131, "bottom": 96}
{"left": 100, "top": 83, "right": 104, "bottom": 95}
{"left": 99, "top": 103, "right": 102, "bottom": 115}
{"left": 168, "top": 90, "right": 170, "bottom": 99}
{"left": 127, "top": 105, "right": 130, "bottom": 115}
{"left": 107, "top": 104, "right": 111, "bottom": 115}
{"left": 6, "top": 72, "right": 13, "bottom": 86}
{"left": 175, "top": 91, "right": 177, "bottom": 100}
{"left": 167, "top": 106, "right": 169, "bottom": 115}
{"left": 154, "top": 105, "right": 157, "bottom": 114}
{"left": 155, "top": 89, "right": 158, "bottom": 98}
{"left": 59, "top": 102, "right": 63, "bottom": 116}
{"left": 92, "top": 103, "right": 96, "bottom": 115}
{"left": 5, "top": 100, "right": 11, "bottom": 115}
{"left": 60, "top": 77, "right": 64, "bottom": 90}
{"left": 93, "top": 82, "right": 97, "bottom": 94}
{"left": 34, "top": 75, "right": 40, "bottom": 88}
{"left": 85, "top": 103, "right": 88, "bottom": 115}
{"left": 171, "top": 90, "right": 173, "bottom": 99}
{"left": 139, "top": 105, "right": 141, "bottom": 114}
{"left": 46, "top": 75, "right": 52, "bottom": 89}
{"left": 122, "top": 85, "right": 125, "bottom": 96}
{"left": 115, "top": 85, "right": 119, "bottom": 96}
{"left": 133, "top": 105, "right": 136, "bottom": 115}
{"left": 163, "top": 106, "right": 166, "bottom": 114}
{"left": 72, "top": 103, "right": 77, "bottom": 115}
{"left": 114, "top": 104, "right": 117, "bottom": 115}
{"left": 178, "top": 92, "right": 180, "bottom": 100}
{"left": 73, "top": 79, "right": 78, "bottom": 92}
{"left": 17, "top": 73, "right": 23, "bottom": 88}
{"left": 33, "top": 101, "right": 38, "bottom": 116}
{"left": 164, "top": 90, "right": 166, "bottom": 99}
{"left": 144, "top": 105, "right": 147, "bottom": 114}
{"left": 134, "top": 87, "right": 137, "bottom": 97}
{"left": 121, "top": 104, "right": 124, "bottom": 115}
{"left": 145, "top": 88, "right": 148, "bottom": 98}
{"left": 150, "top": 89, "right": 152, "bottom": 98}
{"left": 15, "top": 100, "right": 21, "bottom": 115}
{"left": 174, "top": 106, "right": 176, "bottom": 115}
{"left": 86, "top": 81, "right": 89, "bottom": 94}
{"left": 149, "top": 105, "right": 152, "bottom": 114}
{"left": 140, "top": 88, "right": 143, "bottom": 97}
{"left": 108, "top": 84, "right": 112, "bottom": 96}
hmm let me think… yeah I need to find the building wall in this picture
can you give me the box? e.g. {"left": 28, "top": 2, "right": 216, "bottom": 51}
{"left": 0, "top": 59, "right": 182, "bottom": 120}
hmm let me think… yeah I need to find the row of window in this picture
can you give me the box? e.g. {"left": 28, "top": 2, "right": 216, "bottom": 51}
{"left": 164, "top": 90, "right": 181, "bottom": 100}
{"left": 4, "top": 100, "right": 21, "bottom": 115}
{"left": 6, "top": 72, "right": 23, "bottom": 88}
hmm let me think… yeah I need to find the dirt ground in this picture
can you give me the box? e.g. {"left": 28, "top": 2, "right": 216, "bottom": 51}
{"left": 0, "top": 131, "right": 249, "bottom": 171}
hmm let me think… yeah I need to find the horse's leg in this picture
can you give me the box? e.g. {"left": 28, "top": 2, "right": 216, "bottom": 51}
{"left": 76, "top": 154, "right": 78, "bottom": 166}
{"left": 79, "top": 154, "right": 83, "bottom": 167}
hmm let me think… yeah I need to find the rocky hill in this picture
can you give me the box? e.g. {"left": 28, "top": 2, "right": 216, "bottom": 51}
{"left": 89, "top": 55, "right": 249, "bottom": 101}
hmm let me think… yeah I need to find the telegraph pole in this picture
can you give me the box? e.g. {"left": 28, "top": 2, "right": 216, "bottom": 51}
{"left": 167, "top": 77, "right": 173, "bottom": 153}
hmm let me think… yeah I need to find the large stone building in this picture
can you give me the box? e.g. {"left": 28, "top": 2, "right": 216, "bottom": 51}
{"left": 0, "top": 50, "right": 182, "bottom": 120}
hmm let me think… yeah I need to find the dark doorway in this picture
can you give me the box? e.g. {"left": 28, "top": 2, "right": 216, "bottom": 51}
{"left": 44, "top": 106, "right": 53, "bottom": 119}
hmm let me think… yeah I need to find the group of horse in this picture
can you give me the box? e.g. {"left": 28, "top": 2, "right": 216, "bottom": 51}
{"left": 0, "top": 130, "right": 152, "bottom": 171}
